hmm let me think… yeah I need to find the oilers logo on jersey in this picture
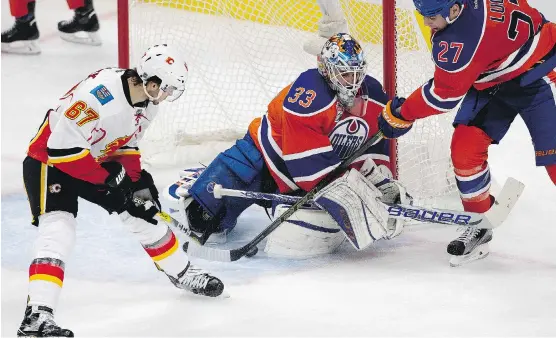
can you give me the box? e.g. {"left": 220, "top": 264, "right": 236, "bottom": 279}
{"left": 329, "top": 116, "right": 368, "bottom": 160}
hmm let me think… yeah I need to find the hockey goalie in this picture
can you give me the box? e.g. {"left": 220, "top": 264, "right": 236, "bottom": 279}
{"left": 163, "top": 33, "right": 412, "bottom": 259}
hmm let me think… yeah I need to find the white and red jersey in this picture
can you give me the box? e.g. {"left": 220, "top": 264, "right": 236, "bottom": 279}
{"left": 27, "top": 68, "right": 158, "bottom": 184}
{"left": 401, "top": 0, "right": 556, "bottom": 121}
{"left": 248, "top": 69, "right": 391, "bottom": 193}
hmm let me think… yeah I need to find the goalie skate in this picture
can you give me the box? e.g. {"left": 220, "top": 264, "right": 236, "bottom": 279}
{"left": 447, "top": 227, "right": 493, "bottom": 267}
{"left": 17, "top": 305, "right": 73, "bottom": 337}
{"left": 166, "top": 262, "right": 225, "bottom": 297}
{"left": 1, "top": 19, "right": 40, "bottom": 55}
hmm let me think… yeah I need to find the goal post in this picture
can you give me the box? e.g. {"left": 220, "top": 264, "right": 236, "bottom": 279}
{"left": 117, "top": 0, "right": 456, "bottom": 205}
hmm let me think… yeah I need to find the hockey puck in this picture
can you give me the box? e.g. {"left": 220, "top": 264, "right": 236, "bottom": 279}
{"left": 245, "top": 246, "right": 258, "bottom": 257}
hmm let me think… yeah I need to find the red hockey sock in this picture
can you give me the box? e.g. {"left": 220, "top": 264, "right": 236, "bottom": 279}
{"left": 66, "top": 0, "right": 85, "bottom": 10}
{"left": 451, "top": 125, "right": 494, "bottom": 213}
{"left": 10, "top": 0, "right": 33, "bottom": 18}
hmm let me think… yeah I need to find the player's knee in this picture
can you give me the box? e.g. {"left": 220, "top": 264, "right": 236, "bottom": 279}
{"left": 34, "top": 211, "right": 77, "bottom": 260}
{"left": 546, "top": 164, "right": 556, "bottom": 185}
{"left": 451, "top": 125, "right": 492, "bottom": 171}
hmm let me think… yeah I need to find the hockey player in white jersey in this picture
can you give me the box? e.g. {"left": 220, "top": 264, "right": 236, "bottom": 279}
{"left": 19, "top": 44, "right": 224, "bottom": 337}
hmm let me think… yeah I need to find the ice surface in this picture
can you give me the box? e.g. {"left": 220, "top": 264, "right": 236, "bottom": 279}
{"left": 2, "top": 0, "right": 555, "bottom": 336}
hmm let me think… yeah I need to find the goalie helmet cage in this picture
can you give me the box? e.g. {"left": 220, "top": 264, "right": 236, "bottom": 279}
{"left": 117, "top": 0, "right": 457, "bottom": 205}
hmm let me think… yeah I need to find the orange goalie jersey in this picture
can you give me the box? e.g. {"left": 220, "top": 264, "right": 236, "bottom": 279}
{"left": 401, "top": 0, "right": 556, "bottom": 121}
{"left": 27, "top": 68, "right": 158, "bottom": 185}
{"left": 248, "top": 68, "right": 391, "bottom": 193}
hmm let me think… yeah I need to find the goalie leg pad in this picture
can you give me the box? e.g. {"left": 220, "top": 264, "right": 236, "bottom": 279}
{"left": 314, "top": 169, "right": 389, "bottom": 250}
{"left": 360, "top": 157, "right": 412, "bottom": 239}
{"left": 188, "top": 133, "right": 271, "bottom": 231}
{"left": 264, "top": 204, "right": 345, "bottom": 259}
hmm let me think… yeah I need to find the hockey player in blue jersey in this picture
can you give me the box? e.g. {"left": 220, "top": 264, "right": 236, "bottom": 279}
{"left": 378, "top": 0, "right": 556, "bottom": 266}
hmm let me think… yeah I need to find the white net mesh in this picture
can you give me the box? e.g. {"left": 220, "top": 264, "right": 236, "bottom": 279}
{"left": 126, "top": 0, "right": 457, "bottom": 204}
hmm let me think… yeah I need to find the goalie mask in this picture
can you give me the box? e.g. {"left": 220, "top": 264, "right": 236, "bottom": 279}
{"left": 136, "top": 44, "right": 188, "bottom": 102}
{"left": 318, "top": 33, "right": 367, "bottom": 107}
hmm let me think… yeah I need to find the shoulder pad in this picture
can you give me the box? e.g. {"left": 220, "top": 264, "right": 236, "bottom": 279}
{"left": 89, "top": 84, "right": 114, "bottom": 105}
{"left": 359, "top": 75, "right": 389, "bottom": 105}
{"left": 432, "top": 2, "right": 486, "bottom": 72}
{"left": 283, "top": 69, "right": 337, "bottom": 116}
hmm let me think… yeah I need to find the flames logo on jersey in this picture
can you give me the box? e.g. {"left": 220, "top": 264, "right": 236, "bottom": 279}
{"left": 97, "top": 135, "right": 133, "bottom": 161}
{"left": 329, "top": 117, "right": 369, "bottom": 160}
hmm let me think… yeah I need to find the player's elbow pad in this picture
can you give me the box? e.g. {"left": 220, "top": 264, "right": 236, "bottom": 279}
{"left": 378, "top": 97, "right": 413, "bottom": 139}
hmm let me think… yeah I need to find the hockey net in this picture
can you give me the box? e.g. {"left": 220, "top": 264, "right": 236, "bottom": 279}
{"left": 118, "top": 0, "right": 457, "bottom": 205}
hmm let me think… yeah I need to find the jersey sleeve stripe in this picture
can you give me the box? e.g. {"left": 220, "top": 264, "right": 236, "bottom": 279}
{"left": 285, "top": 149, "right": 340, "bottom": 179}
{"left": 421, "top": 80, "right": 462, "bottom": 112}
{"left": 283, "top": 97, "right": 337, "bottom": 117}
{"left": 47, "top": 148, "right": 90, "bottom": 164}
{"left": 293, "top": 162, "right": 340, "bottom": 183}
{"left": 258, "top": 116, "right": 299, "bottom": 191}
{"left": 475, "top": 32, "right": 540, "bottom": 84}
{"left": 282, "top": 145, "right": 334, "bottom": 161}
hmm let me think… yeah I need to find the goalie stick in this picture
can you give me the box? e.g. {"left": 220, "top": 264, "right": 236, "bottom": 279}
{"left": 212, "top": 177, "right": 525, "bottom": 229}
{"left": 178, "top": 131, "right": 386, "bottom": 262}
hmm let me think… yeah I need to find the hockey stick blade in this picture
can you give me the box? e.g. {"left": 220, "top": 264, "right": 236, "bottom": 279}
{"left": 482, "top": 177, "right": 525, "bottom": 228}
{"left": 388, "top": 177, "right": 524, "bottom": 229}
{"left": 182, "top": 131, "right": 385, "bottom": 262}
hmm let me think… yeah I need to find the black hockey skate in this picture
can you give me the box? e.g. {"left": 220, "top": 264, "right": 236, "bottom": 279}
{"left": 1, "top": 6, "right": 40, "bottom": 55}
{"left": 58, "top": 0, "right": 101, "bottom": 46}
{"left": 166, "top": 262, "right": 225, "bottom": 297}
{"left": 447, "top": 227, "right": 493, "bottom": 267}
{"left": 17, "top": 305, "right": 74, "bottom": 337}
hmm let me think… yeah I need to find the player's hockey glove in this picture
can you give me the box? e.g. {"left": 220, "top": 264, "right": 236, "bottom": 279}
{"left": 127, "top": 169, "right": 161, "bottom": 225}
{"left": 102, "top": 162, "right": 134, "bottom": 213}
{"left": 378, "top": 97, "right": 414, "bottom": 139}
{"left": 132, "top": 169, "right": 162, "bottom": 210}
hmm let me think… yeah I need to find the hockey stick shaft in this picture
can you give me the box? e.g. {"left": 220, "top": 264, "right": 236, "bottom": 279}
{"left": 213, "top": 177, "right": 525, "bottom": 229}
{"left": 132, "top": 197, "right": 205, "bottom": 244}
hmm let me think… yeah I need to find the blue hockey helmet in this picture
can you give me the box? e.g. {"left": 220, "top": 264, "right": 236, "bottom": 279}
{"left": 413, "top": 0, "right": 462, "bottom": 18}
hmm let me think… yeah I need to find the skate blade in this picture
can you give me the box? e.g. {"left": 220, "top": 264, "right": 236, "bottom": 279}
{"left": 449, "top": 243, "right": 490, "bottom": 267}
{"left": 1, "top": 41, "right": 40, "bottom": 55}
{"left": 59, "top": 31, "right": 102, "bottom": 46}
